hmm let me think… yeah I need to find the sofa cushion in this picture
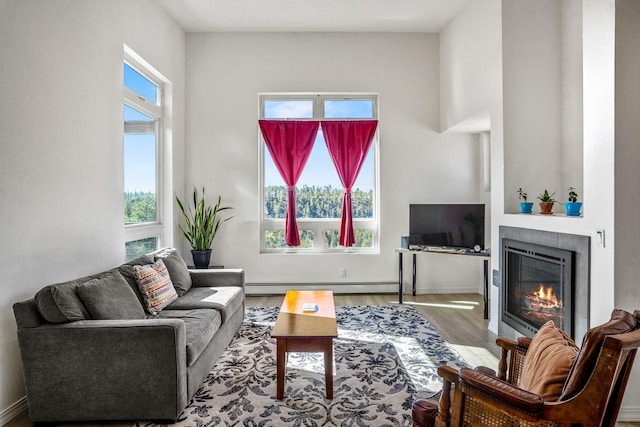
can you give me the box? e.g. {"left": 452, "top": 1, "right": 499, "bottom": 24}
{"left": 518, "top": 321, "right": 579, "bottom": 401}
{"left": 34, "top": 280, "right": 90, "bottom": 324}
{"left": 117, "top": 254, "right": 155, "bottom": 306}
{"left": 76, "top": 271, "right": 146, "bottom": 320}
{"left": 559, "top": 309, "right": 638, "bottom": 401}
{"left": 134, "top": 259, "right": 179, "bottom": 315}
{"left": 154, "top": 248, "right": 192, "bottom": 296}
{"left": 158, "top": 309, "right": 222, "bottom": 366}
{"left": 166, "top": 286, "right": 243, "bottom": 323}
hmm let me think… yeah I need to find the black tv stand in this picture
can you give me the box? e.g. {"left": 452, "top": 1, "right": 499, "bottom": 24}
{"left": 395, "top": 248, "right": 490, "bottom": 319}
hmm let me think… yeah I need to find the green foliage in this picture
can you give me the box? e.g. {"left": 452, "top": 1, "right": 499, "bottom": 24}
{"left": 567, "top": 187, "right": 578, "bottom": 203}
{"left": 125, "top": 237, "right": 158, "bottom": 261}
{"left": 265, "top": 229, "right": 373, "bottom": 249}
{"left": 176, "top": 187, "right": 233, "bottom": 251}
{"left": 324, "top": 230, "right": 374, "bottom": 248}
{"left": 517, "top": 188, "right": 528, "bottom": 202}
{"left": 263, "top": 185, "right": 374, "bottom": 249}
{"left": 265, "top": 185, "right": 373, "bottom": 219}
{"left": 125, "top": 191, "right": 157, "bottom": 224}
{"left": 265, "top": 230, "right": 314, "bottom": 248}
{"left": 537, "top": 189, "right": 557, "bottom": 203}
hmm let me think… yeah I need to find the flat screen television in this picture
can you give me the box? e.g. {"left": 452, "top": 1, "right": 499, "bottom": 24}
{"left": 409, "top": 204, "right": 485, "bottom": 250}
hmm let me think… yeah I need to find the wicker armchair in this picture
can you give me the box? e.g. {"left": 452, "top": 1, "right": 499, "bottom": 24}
{"left": 413, "top": 309, "right": 640, "bottom": 427}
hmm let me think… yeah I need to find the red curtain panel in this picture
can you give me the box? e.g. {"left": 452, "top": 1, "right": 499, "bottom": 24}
{"left": 322, "top": 120, "right": 378, "bottom": 246}
{"left": 259, "top": 120, "right": 320, "bottom": 246}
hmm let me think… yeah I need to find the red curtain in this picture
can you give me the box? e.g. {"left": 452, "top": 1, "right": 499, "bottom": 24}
{"left": 322, "top": 120, "right": 378, "bottom": 246}
{"left": 259, "top": 120, "right": 320, "bottom": 246}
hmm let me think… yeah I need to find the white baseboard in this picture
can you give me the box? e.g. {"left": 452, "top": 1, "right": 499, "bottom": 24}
{"left": 245, "top": 282, "right": 479, "bottom": 296}
{"left": 246, "top": 282, "right": 397, "bottom": 295}
{"left": 618, "top": 406, "right": 640, "bottom": 422}
{"left": 1, "top": 396, "right": 27, "bottom": 425}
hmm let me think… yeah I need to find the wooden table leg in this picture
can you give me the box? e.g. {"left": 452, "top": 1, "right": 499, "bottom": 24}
{"left": 324, "top": 339, "right": 333, "bottom": 399}
{"left": 276, "top": 338, "right": 286, "bottom": 400}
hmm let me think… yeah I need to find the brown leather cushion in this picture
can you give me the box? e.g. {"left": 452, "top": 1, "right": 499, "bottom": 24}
{"left": 519, "top": 321, "right": 579, "bottom": 401}
{"left": 559, "top": 309, "right": 638, "bottom": 401}
{"left": 412, "top": 398, "right": 439, "bottom": 427}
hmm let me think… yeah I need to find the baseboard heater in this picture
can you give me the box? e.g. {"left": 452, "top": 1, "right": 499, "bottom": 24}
{"left": 245, "top": 281, "right": 397, "bottom": 295}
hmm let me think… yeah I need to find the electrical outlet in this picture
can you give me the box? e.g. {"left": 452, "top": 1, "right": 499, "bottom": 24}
{"left": 339, "top": 268, "right": 347, "bottom": 277}
{"left": 492, "top": 269, "right": 501, "bottom": 288}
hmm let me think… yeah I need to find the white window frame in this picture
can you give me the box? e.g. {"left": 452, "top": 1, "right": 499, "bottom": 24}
{"left": 259, "top": 93, "right": 380, "bottom": 254}
{"left": 123, "top": 48, "right": 166, "bottom": 255}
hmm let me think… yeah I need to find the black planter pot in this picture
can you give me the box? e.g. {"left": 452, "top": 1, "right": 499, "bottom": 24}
{"left": 191, "top": 249, "right": 212, "bottom": 269}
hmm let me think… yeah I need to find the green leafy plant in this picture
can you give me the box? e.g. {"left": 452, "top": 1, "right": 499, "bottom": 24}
{"left": 567, "top": 187, "right": 579, "bottom": 203}
{"left": 537, "top": 189, "right": 557, "bottom": 203}
{"left": 517, "top": 188, "right": 528, "bottom": 202}
{"left": 176, "top": 187, "right": 233, "bottom": 251}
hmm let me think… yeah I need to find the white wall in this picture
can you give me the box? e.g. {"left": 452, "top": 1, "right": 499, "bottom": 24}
{"left": 439, "top": 0, "right": 503, "bottom": 331}
{"left": 0, "top": 0, "right": 185, "bottom": 419}
{"left": 615, "top": 0, "right": 640, "bottom": 419}
{"left": 561, "top": 0, "right": 584, "bottom": 190}
{"left": 183, "top": 32, "right": 485, "bottom": 293}
{"left": 502, "top": 0, "right": 564, "bottom": 211}
{"left": 439, "top": 0, "right": 502, "bottom": 132}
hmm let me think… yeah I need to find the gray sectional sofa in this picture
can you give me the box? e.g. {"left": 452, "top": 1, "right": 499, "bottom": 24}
{"left": 12, "top": 248, "right": 245, "bottom": 423}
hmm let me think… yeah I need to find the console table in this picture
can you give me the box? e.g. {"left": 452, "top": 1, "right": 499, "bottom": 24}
{"left": 395, "top": 248, "right": 491, "bottom": 319}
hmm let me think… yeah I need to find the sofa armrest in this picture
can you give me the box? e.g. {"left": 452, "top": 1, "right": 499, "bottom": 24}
{"left": 17, "top": 319, "right": 187, "bottom": 422}
{"left": 189, "top": 268, "right": 245, "bottom": 289}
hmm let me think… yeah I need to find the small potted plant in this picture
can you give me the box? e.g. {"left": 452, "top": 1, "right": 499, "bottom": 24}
{"left": 176, "top": 187, "right": 233, "bottom": 268}
{"left": 517, "top": 188, "right": 533, "bottom": 214}
{"left": 565, "top": 187, "right": 582, "bottom": 216}
{"left": 537, "top": 189, "right": 556, "bottom": 215}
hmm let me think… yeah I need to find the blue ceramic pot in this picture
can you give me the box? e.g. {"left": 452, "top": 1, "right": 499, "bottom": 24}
{"left": 565, "top": 202, "right": 582, "bottom": 216}
{"left": 520, "top": 202, "right": 533, "bottom": 214}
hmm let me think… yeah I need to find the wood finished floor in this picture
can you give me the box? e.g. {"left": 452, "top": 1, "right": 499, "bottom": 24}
{"left": 6, "top": 293, "right": 639, "bottom": 427}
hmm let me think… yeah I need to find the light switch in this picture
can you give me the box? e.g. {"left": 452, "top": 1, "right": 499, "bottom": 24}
{"left": 596, "top": 229, "right": 605, "bottom": 247}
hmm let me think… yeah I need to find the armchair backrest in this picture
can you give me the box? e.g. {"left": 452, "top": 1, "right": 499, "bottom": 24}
{"left": 559, "top": 309, "right": 638, "bottom": 401}
{"left": 553, "top": 309, "right": 640, "bottom": 427}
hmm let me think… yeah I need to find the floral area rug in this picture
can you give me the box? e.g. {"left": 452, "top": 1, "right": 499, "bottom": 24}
{"left": 146, "top": 305, "right": 467, "bottom": 427}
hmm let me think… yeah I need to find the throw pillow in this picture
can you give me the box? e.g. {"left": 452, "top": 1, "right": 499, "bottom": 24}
{"left": 133, "top": 259, "right": 178, "bottom": 314}
{"left": 35, "top": 280, "right": 90, "bottom": 323}
{"left": 154, "top": 248, "right": 192, "bottom": 296}
{"left": 518, "top": 321, "right": 579, "bottom": 401}
{"left": 76, "top": 271, "right": 146, "bottom": 320}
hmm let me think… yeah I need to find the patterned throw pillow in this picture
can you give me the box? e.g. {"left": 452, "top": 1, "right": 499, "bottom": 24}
{"left": 133, "top": 259, "right": 178, "bottom": 314}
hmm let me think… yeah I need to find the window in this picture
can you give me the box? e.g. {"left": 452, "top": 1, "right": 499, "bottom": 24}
{"left": 123, "top": 51, "right": 164, "bottom": 260}
{"left": 259, "top": 94, "right": 379, "bottom": 253}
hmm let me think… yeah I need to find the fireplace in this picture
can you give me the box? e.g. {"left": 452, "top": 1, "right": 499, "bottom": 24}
{"left": 502, "top": 238, "right": 574, "bottom": 338}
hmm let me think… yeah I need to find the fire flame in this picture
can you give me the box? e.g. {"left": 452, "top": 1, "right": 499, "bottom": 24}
{"left": 527, "top": 284, "right": 562, "bottom": 310}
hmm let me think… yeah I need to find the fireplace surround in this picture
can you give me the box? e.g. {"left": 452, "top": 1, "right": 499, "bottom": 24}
{"left": 498, "top": 226, "right": 590, "bottom": 343}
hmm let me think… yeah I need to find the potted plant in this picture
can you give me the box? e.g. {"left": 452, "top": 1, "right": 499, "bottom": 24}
{"left": 517, "top": 188, "right": 533, "bottom": 214}
{"left": 537, "top": 189, "right": 557, "bottom": 215}
{"left": 176, "top": 187, "right": 233, "bottom": 268}
{"left": 565, "top": 187, "right": 582, "bottom": 216}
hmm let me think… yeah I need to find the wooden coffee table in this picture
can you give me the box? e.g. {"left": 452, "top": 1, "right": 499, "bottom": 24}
{"left": 271, "top": 290, "right": 338, "bottom": 400}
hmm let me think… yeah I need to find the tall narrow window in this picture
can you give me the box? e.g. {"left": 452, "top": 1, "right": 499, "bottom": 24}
{"left": 123, "top": 54, "right": 164, "bottom": 261}
{"left": 259, "top": 94, "right": 379, "bottom": 253}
